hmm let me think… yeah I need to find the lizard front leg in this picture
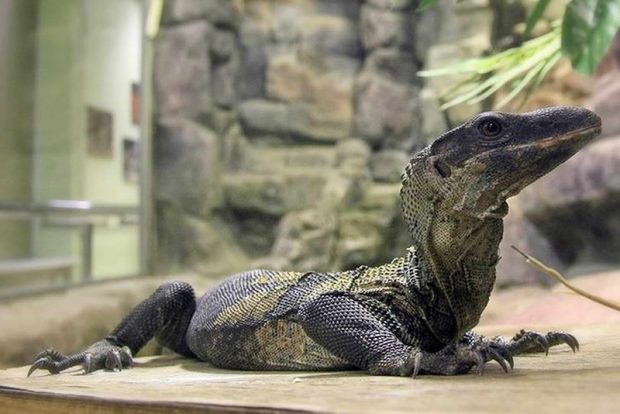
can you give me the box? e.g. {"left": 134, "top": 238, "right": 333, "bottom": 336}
{"left": 297, "top": 293, "right": 510, "bottom": 376}
{"left": 461, "top": 329, "right": 579, "bottom": 357}
{"left": 28, "top": 281, "right": 197, "bottom": 376}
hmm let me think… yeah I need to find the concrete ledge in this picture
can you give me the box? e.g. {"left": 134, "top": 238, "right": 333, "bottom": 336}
{"left": 1, "top": 322, "right": 619, "bottom": 413}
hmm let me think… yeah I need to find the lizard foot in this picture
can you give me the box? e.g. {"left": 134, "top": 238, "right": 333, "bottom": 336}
{"left": 506, "top": 329, "right": 579, "bottom": 356}
{"left": 402, "top": 342, "right": 513, "bottom": 377}
{"left": 28, "top": 340, "right": 133, "bottom": 377}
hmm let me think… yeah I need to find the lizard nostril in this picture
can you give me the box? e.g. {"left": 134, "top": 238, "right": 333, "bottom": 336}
{"left": 433, "top": 158, "right": 452, "bottom": 178}
{"left": 538, "top": 120, "right": 555, "bottom": 128}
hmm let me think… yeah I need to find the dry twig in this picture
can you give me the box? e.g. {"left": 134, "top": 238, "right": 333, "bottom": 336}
{"left": 511, "top": 245, "right": 620, "bottom": 312}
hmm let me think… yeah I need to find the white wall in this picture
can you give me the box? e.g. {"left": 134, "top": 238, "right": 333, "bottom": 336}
{"left": 81, "top": 0, "right": 142, "bottom": 277}
{"left": 0, "top": 0, "right": 37, "bottom": 259}
{"left": 33, "top": 0, "right": 143, "bottom": 279}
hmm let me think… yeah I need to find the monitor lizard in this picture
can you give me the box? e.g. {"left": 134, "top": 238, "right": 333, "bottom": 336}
{"left": 28, "top": 106, "right": 601, "bottom": 377}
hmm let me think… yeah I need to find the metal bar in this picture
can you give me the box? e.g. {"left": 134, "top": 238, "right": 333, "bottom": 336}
{"left": 0, "top": 201, "right": 138, "bottom": 216}
{"left": 138, "top": 0, "right": 160, "bottom": 276}
{"left": 81, "top": 223, "right": 93, "bottom": 281}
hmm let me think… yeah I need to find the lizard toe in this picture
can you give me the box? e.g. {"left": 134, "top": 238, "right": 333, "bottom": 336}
{"left": 546, "top": 331, "right": 579, "bottom": 352}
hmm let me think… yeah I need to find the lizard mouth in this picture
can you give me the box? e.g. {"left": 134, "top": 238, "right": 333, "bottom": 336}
{"left": 465, "top": 122, "right": 602, "bottom": 167}
{"left": 532, "top": 123, "right": 601, "bottom": 150}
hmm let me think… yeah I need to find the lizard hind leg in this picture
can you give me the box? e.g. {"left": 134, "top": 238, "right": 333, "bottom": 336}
{"left": 28, "top": 280, "right": 197, "bottom": 376}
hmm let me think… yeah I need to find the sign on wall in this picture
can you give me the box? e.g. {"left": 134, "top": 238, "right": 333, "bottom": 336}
{"left": 86, "top": 106, "right": 114, "bottom": 158}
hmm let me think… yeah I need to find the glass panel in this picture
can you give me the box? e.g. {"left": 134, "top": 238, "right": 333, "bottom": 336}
{"left": 0, "top": 0, "right": 144, "bottom": 296}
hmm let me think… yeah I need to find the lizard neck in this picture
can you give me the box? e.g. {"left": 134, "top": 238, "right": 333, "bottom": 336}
{"left": 401, "top": 166, "right": 506, "bottom": 335}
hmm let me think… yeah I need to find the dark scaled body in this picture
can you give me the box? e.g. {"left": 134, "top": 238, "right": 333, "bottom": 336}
{"left": 29, "top": 107, "right": 597, "bottom": 378}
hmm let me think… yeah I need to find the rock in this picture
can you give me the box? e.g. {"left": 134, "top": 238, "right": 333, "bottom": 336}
{"left": 209, "top": 28, "right": 237, "bottom": 63}
{"left": 270, "top": 3, "right": 305, "bottom": 46}
{"left": 156, "top": 205, "right": 212, "bottom": 268}
{"left": 298, "top": 15, "right": 362, "bottom": 58}
{"left": 203, "top": 0, "right": 240, "bottom": 29}
{"left": 336, "top": 138, "right": 372, "bottom": 172}
{"left": 266, "top": 53, "right": 354, "bottom": 140}
{"left": 521, "top": 138, "right": 620, "bottom": 212}
{"left": 238, "top": 23, "right": 268, "bottom": 99}
{"left": 161, "top": 0, "right": 239, "bottom": 28}
{"left": 221, "top": 123, "right": 250, "bottom": 171}
{"left": 290, "top": 99, "right": 354, "bottom": 143}
{"left": 367, "top": 0, "right": 414, "bottom": 10}
{"left": 414, "top": 0, "right": 459, "bottom": 62}
{"left": 240, "top": 0, "right": 275, "bottom": 33}
{"left": 316, "top": 0, "right": 362, "bottom": 19}
{"left": 358, "top": 182, "right": 402, "bottom": 213}
{"left": 591, "top": 72, "right": 620, "bottom": 139}
{"left": 226, "top": 209, "right": 281, "bottom": 256}
{"left": 451, "top": 0, "right": 492, "bottom": 40}
{"left": 333, "top": 139, "right": 373, "bottom": 205}
{"left": 370, "top": 150, "right": 410, "bottom": 183}
{"left": 423, "top": 33, "right": 491, "bottom": 124}
{"left": 490, "top": 0, "right": 525, "bottom": 48}
{"left": 364, "top": 48, "right": 418, "bottom": 84}
{"left": 241, "top": 145, "right": 337, "bottom": 174}
{"left": 360, "top": 4, "right": 413, "bottom": 51}
{"left": 223, "top": 171, "right": 329, "bottom": 216}
{"left": 354, "top": 73, "right": 422, "bottom": 150}
{"left": 212, "top": 56, "right": 239, "bottom": 109}
{"left": 419, "top": 87, "right": 448, "bottom": 144}
{"left": 320, "top": 175, "right": 358, "bottom": 210}
{"left": 520, "top": 137, "right": 620, "bottom": 268}
{"left": 597, "top": 32, "right": 620, "bottom": 75}
{"left": 154, "top": 118, "right": 221, "bottom": 216}
{"left": 269, "top": 208, "right": 339, "bottom": 272}
{"left": 204, "top": 107, "right": 237, "bottom": 135}
{"left": 496, "top": 198, "right": 562, "bottom": 287}
{"left": 336, "top": 210, "right": 387, "bottom": 269}
{"left": 335, "top": 183, "right": 409, "bottom": 269}
{"left": 238, "top": 99, "right": 291, "bottom": 136}
{"left": 161, "top": 0, "right": 205, "bottom": 25}
{"left": 157, "top": 206, "right": 249, "bottom": 273}
{"left": 239, "top": 97, "right": 351, "bottom": 143}
{"left": 154, "top": 22, "right": 211, "bottom": 119}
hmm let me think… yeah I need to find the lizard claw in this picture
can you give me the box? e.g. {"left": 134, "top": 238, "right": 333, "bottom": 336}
{"left": 495, "top": 344, "right": 514, "bottom": 370}
{"left": 82, "top": 353, "right": 93, "bottom": 374}
{"left": 547, "top": 331, "right": 579, "bottom": 352}
{"left": 28, "top": 340, "right": 134, "bottom": 377}
{"left": 402, "top": 342, "right": 513, "bottom": 377}
{"left": 28, "top": 357, "right": 58, "bottom": 377}
{"left": 412, "top": 353, "right": 423, "bottom": 378}
{"left": 486, "top": 347, "right": 510, "bottom": 373}
{"left": 32, "top": 348, "right": 66, "bottom": 363}
{"left": 508, "top": 329, "right": 579, "bottom": 356}
{"left": 120, "top": 346, "right": 134, "bottom": 368}
{"left": 105, "top": 349, "right": 123, "bottom": 372}
{"left": 532, "top": 332, "right": 550, "bottom": 355}
{"left": 474, "top": 350, "right": 486, "bottom": 376}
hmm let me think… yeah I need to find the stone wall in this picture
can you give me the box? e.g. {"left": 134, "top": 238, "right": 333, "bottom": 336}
{"left": 152, "top": 0, "right": 619, "bottom": 286}
{"left": 153, "top": 0, "right": 436, "bottom": 276}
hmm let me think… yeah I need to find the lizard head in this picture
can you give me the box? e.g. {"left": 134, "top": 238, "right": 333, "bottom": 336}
{"left": 400, "top": 106, "right": 600, "bottom": 334}
{"left": 402, "top": 106, "right": 601, "bottom": 224}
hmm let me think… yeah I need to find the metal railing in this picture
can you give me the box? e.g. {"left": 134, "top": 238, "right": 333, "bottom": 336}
{"left": 0, "top": 200, "right": 139, "bottom": 282}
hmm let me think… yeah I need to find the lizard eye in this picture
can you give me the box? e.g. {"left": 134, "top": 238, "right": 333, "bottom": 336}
{"left": 478, "top": 119, "right": 502, "bottom": 138}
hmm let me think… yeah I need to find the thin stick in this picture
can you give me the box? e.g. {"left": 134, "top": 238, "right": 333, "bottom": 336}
{"left": 511, "top": 245, "right": 620, "bottom": 312}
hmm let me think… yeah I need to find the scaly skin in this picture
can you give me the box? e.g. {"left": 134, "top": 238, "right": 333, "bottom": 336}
{"left": 28, "top": 106, "right": 599, "bottom": 378}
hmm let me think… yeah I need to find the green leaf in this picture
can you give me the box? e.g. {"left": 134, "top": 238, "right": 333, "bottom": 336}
{"left": 419, "top": 27, "right": 561, "bottom": 109}
{"left": 561, "top": 0, "right": 620, "bottom": 75}
{"left": 416, "top": 0, "right": 438, "bottom": 12}
{"left": 525, "top": 0, "right": 551, "bottom": 37}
